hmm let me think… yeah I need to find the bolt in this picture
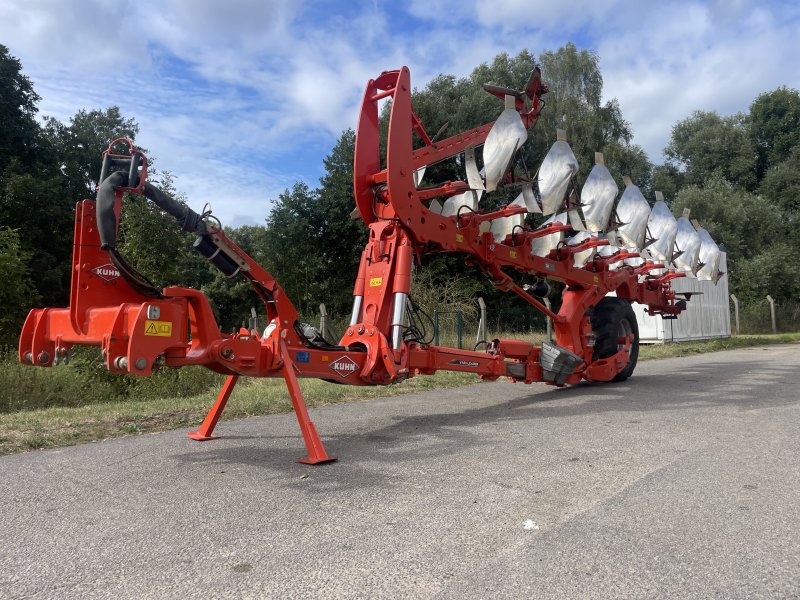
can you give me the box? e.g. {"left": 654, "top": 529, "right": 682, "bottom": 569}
{"left": 37, "top": 351, "right": 50, "bottom": 365}
{"left": 347, "top": 328, "right": 353, "bottom": 336}
{"left": 114, "top": 356, "right": 128, "bottom": 370}
{"left": 135, "top": 358, "right": 147, "bottom": 370}
{"left": 221, "top": 347, "right": 234, "bottom": 359}
{"left": 357, "top": 326, "right": 365, "bottom": 334}
{"left": 24, "top": 352, "right": 32, "bottom": 364}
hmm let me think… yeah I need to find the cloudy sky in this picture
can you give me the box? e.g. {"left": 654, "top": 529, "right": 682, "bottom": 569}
{"left": 2, "top": 0, "right": 798, "bottom": 226}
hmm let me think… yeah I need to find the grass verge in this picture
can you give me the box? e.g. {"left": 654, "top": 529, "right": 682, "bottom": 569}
{"left": 1, "top": 333, "right": 798, "bottom": 455}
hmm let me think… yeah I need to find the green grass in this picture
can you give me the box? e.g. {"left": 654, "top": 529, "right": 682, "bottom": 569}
{"left": 1, "top": 333, "right": 798, "bottom": 455}
{"left": 0, "top": 370, "right": 475, "bottom": 455}
{"left": 638, "top": 333, "right": 800, "bottom": 360}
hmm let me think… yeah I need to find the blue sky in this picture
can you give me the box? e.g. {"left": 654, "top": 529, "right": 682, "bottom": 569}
{"left": 2, "top": 0, "right": 799, "bottom": 226}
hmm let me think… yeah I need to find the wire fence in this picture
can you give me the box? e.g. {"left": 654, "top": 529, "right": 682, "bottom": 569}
{"left": 302, "top": 297, "right": 800, "bottom": 349}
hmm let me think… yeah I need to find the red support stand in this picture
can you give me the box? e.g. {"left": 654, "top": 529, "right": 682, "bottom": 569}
{"left": 188, "top": 374, "right": 239, "bottom": 441}
{"left": 279, "top": 339, "right": 336, "bottom": 465}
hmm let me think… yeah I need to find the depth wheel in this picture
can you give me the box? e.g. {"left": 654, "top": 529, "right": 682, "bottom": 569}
{"left": 590, "top": 297, "right": 639, "bottom": 382}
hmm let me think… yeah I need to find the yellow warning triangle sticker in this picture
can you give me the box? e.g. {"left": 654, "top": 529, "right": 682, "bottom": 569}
{"left": 145, "top": 322, "right": 158, "bottom": 335}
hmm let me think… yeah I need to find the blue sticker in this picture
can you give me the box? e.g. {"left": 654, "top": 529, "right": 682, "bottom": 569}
{"left": 296, "top": 351, "right": 311, "bottom": 363}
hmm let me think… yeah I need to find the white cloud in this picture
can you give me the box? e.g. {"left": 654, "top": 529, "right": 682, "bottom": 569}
{"left": 1, "top": 0, "right": 798, "bottom": 226}
{"left": 598, "top": 1, "right": 800, "bottom": 161}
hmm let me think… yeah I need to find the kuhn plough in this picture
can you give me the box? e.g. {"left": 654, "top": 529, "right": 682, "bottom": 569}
{"left": 18, "top": 65, "right": 724, "bottom": 463}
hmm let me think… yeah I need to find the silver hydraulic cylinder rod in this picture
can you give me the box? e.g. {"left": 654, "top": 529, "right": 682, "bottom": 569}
{"left": 391, "top": 292, "right": 408, "bottom": 351}
{"left": 349, "top": 295, "right": 363, "bottom": 326}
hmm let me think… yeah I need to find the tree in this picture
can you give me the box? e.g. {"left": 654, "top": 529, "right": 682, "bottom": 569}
{"left": 0, "top": 173, "right": 71, "bottom": 305}
{"left": 601, "top": 141, "right": 653, "bottom": 198}
{"left": 538, "top": 44, "right": 633, "bottom": 183}
{"left": 118, "top": 171, "right": 208, "bottom": 289}
{"left": 651, "top": 163, "right": 683, "bottom": 202}
{"left": 733, "top": 243, "right": 800, "bottom": 303}
{"left": 664, "top": 110, "right": 757, "bottom": 190}
{"left": 383, "top": 45, "right": 641, "bottom": 330}
{"left": 749, "top": 87, "right": 800, "bottom": 179}
{"left": 0, "top": 227, "right": 38, "bottom": 345}
{"left": 409, "top": 45, "right": 635, "bottom": 188}
{"left": 44, "top": 107, "right": 139, "bottom": 203}
{"left": 263, "top": 182, "right": 325, "bottom": 317}
{"left": 758, "top": 146, "right": 800, "bottom": 214}
{"left": 0, "top": 45, "right": 41, "bottom": 173}
{"left": 672, "top": 176, "right": 785, "bottom": 298}
{"left": 314, "top": 130, "right": 367, "bottom": 316}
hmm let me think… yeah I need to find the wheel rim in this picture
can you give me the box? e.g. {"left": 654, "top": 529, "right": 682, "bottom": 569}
{"left": 616, "top": 318, "right": 633, "bottom": 353}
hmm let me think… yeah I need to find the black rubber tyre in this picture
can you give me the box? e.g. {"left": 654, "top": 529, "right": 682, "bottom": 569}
{"left": 590, "top": 297, "right": 639, "bottom": 382}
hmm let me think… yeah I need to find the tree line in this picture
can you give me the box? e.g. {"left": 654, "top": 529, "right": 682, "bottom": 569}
{"left": 1, "top": 43, "right": 798, "bottom": 346}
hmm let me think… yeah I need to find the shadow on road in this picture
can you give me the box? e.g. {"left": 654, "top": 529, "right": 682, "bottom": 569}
{"left": 172, "top": 357, "right": 798, "bottom": 491}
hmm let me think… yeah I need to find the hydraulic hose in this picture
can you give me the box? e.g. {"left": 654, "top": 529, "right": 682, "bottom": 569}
{"left": 96, "top": 172, "right": 208, "bottom": 250}
{"left": 95, "top": 171, "right": 210, "bottom": 297}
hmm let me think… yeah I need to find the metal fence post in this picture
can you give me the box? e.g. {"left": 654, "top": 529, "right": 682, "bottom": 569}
{"left": 476, "top": 297, "right": 487, "bottom": 347}
{"left": 433, "top": 310, "right": 440, "bottom": 346}
{"left": 543, "top": 298, "right": 553, "bottom": 341}
{"left": 730, "top": 294, "right": 740, "bottom": 336}
{"left": 319, "top": 303, "right": 336, "bottom": 341}
{"left": 766, "top": 295, "right": 777, "bottom": 334}
{"left": 456, "top": 311, "right": 463, "bottom": 349}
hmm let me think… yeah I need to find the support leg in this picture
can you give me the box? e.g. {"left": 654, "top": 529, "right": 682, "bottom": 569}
{"left": 279, "top": 340, "right": 336, "bottom": 465}
{"left": 188, "top": 374, "right": 239, "bottom": 441}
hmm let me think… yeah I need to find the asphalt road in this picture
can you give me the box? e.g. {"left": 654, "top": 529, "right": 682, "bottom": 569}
{"left": 2, "top": 344, "right": 799, "bottom": 599}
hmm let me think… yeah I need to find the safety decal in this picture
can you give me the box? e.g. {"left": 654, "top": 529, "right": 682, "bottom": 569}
{"left": 455, "top": 233, "right": 464, "bottom": 243}
{"left": 509, "top": 250, "right": 518, "bottom": 259}
{"left": 296, "top": 351, "right": 311, "bottom": 363}
{"left": 329, "top": 355, "right": 358, "bottom": 377}
{"left": 369, "top": 277, "right": 383, "bottom": 287}
{"left": 144, "top": 320, "right": 173, "bottom": 337}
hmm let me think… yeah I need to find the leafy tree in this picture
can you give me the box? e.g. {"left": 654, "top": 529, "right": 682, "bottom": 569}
{"left": 733, "top": 243, "right": 800, "bottom": 303}
{"left": 0, "top": 173, "right": 71, "bottom": 304}
{"left": 313, "top": 130, "right": 367, "bottom": 315}
{"left": 758, "top": 146, "right": 800, "bottom": 214}
{"left": 651, "top": 163, "right": 683, "bottom": 202}
{"left": 0, "top": 227, "right": 38, "bottom": 345}
{"left": 0, "top": 45, "right": 41, "bottom": 173}
{"left": 409, "top": 45, "right": 635, "bottom": 188}
{"left": 672, "top": 176, "right": 785, "bottom": 298}
{"left": 749, "top": 86, "right": 800, "bottom": 179}
{"left": 538, "top": 44, "right": 633, "bottom": 183}
{"left": 262, "top": 182, "right": 325, "bottom": 317}
{"left": 382, "top": 45, "right": 640, "bottom": 330}
{"left": 118, "top": 171, "right": 209, "bottom": 289}
{"left": 44, "top": 107, "right": 139, "bottom": 203}
{"left": 601, "top": 141, "right": 653, "bottom": 198}
{"left": 664, "top": 110, "right": 757, "bottom": 190}
{"left": 200, "top": 224, "right": 273, "bottom": 332}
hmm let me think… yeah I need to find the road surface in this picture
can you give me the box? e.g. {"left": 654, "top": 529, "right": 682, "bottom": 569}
{"left": 2, "top": 344, "right": 799, "bottom": 598}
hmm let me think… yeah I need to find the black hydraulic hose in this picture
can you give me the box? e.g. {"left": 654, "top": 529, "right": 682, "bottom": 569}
{"left": 95, "top": 170, "right": 210, "bottom": 297}
{"left": 141, "top": 182, "right": 208, "bottom": 237}
{"left": 96, "top": 171, "right": 127, "bottom": 250}
{"left": 96, "top": 172, "right": 208, "bottom": 250}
